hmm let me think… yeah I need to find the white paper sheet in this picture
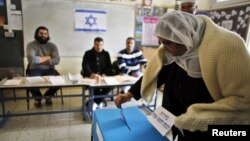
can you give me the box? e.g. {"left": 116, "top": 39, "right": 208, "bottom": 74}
{"left": 3, "top": 79, "right": 22, "bottom": 85}
{"left": 103, "top": 77, "right": 120, "bottom": 85}
{"left": 11, "top": 13, "right": 23, "bottom": 30}
{"left": 48, "top": 76, "right": 65, "bottom": 85}
{"left": 148, "top": 106, "right": 176, "bottom": 136}
{"left": 115, "top": 75, "right": 138, "bottom": 82}
{"left": 26, "top": 76, "right": 45, "bottom": 83}
{"left": 80, "top": 78, "right": 96, "bottom": 84}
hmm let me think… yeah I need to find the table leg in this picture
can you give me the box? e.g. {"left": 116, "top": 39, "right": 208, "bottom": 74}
{"left": 0, "top": 90, "right": 8, "bottom": 127}
{"left": 82, "top": 86, "right": 87, "bottom": 121}
{"left": 89, "top": 88, "right": 94, "bottom": 120}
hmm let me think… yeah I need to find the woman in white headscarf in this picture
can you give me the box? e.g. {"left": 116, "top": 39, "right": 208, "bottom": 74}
{"left": 115, "top": 11, "right": 250, "bottom": 140}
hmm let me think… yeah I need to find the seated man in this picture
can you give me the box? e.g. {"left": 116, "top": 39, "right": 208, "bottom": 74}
{"left": 81, "top": 37, "right": 113, "bottom": 110}
{"left": 180, "top": 0, "right": 198, "bottom": 14}
{"left": 117, "top": 37, "right": 147, "bottom": 93}
{"left": 26, "top": 26, "right": 61, "bottom": 107}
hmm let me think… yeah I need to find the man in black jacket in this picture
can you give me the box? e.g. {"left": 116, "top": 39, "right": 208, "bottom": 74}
{"left": 81, "top": 37, "right": 113, "bottom": 110}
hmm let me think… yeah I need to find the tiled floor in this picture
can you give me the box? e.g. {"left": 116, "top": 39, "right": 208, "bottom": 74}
{"left": 0, "top": 88, "right": 162, "bottom": 141}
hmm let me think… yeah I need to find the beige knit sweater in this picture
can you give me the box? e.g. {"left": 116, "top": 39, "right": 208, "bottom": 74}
{"left": 141, "top": 15, "right": 250, "bottom": 131}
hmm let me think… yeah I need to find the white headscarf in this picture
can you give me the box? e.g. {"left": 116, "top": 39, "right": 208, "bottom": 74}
{"left": 154, "top": 10, "right": 205, "bottom": 78}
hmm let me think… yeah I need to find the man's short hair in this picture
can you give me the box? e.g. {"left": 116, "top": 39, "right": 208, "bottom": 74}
{"left": 94, "top": 37, "right": 103, "bottom": 43}
{"left": 126, "top": 37, "right": 135, "bottom": 42}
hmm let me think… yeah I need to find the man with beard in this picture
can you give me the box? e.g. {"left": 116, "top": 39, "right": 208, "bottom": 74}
{"left": 26, "top": 26, "right": 60, "bottom": 107}
{"left": 180, "top": 0, "right": 198, "bottom": 15}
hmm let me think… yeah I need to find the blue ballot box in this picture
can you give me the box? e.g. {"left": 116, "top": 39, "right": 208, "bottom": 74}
{"left": 92, "top": 106, "right": 168, "bottom": 141}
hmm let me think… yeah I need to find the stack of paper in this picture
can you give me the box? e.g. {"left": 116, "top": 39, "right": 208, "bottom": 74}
{"left": 48, "top": 76, "right": 65, "bottom": 85}
{"left": 26, "top": 76, "right": 45, "bottom": 83}
{"left": 3, "top": 79, "right": 22, "bottom": 86}
{"left": 115, "top": 75, "right": 138, "bottom": 82}
{"left": 104, "top": 77, "right": 120, "bottom": 85}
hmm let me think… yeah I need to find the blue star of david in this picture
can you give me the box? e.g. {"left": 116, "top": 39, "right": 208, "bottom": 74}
{"left": 85, "top": 14, "right": 97, "bottom": 28}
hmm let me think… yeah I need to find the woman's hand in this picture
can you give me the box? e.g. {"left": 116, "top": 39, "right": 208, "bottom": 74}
{"left": 115, "top": 92, "right": 134, "bottom": 108}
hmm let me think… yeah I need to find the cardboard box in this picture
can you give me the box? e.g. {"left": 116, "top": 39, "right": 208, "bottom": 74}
{"left": 92, "top": 106, "right": 168, "bottom": 141}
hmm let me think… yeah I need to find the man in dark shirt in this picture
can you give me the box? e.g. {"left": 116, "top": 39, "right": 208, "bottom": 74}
{"left": 81, "top": 37, "right": 113, "bottom": 110}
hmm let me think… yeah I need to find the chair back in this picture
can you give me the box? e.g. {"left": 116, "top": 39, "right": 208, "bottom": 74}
{"left": 112, "top": 60, "right": 120, "bottom": 75}
{"left": 26, "top": 63, "right": 30, "bottom": 76}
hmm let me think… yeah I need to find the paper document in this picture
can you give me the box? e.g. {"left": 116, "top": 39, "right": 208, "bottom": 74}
{"left": 120, "top": 106, "right": 131, "bottom": 131}
{"left": 26, "top": 76, "right": 45, "bottom": 83}
{"left": 3, "top": 79, "right": 22, "bottom": 85}
{"left": 104, "top": 77, "right": 120, "bottom": 85}
{"left": 148, "top": 106, "right": 176, "bottom": 136}
{"left": 80, "top": 78, "right": 96, "bottom": 84}
{"left": 115, "top": 75, "right": 138, "bottom": 82}
{"left": 68, "top": 73, "right": 82, "bottom": 83}
{"left": 48, "top": 76, "right": 65, "bottom": 85}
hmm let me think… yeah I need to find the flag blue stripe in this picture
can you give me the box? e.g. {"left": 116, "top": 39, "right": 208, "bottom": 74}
{"left": 75, "top": 28, "right": 106, "bottom": 32}
{"left": 75, "top": 9, "right": 106, "bottom": 14}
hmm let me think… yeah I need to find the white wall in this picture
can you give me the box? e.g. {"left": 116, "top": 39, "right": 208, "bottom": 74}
{"left": 211, "top": 0, "right": 250, "bottom": 9}
{"left": 23, "top": 0, "right": 212, "bottom": 75}
{"left": 153, "top": 0, "right": 211, "bottom": 10}
{"left": 196, "top": 0, "right": 211, "bottom": 10}
{"left": 153, "top": 0, "right": 176, "bottom": 7}
{"left": 82, "top": 0, "right": 212, "bottom": 10}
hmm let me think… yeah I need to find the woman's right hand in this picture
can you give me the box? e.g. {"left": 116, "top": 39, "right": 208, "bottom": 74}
{"left": 115, "top": 92, "right": 134, "bottom": 108}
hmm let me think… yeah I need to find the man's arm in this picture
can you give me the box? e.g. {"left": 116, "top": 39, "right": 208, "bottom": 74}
{"left": 49, "top": 43, "right": 60, "bottom": 65}
{"left": 104, "top": 52, "right": 114, "bottom": 76}
{"left": 26, "top": 42, "right": 41, "bottom": 64}
{"left": 26, "top": 42, "right": 59, "bottom": 65}
{"left": 117, "top": 52, "right": 130, "bottom": 74}
{"left": 40, "top": 56, "right": 51, "bottom": 64}
{"left": 82, "top": 51, "right": 95, "bottom": 77}
{"left": 82, "top": 53, "right": 91, "bottom": 77}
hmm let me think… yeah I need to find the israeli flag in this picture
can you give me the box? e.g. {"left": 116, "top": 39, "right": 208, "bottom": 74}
{"left": 75, "top": 9, "right": 107, "bottom": 32}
